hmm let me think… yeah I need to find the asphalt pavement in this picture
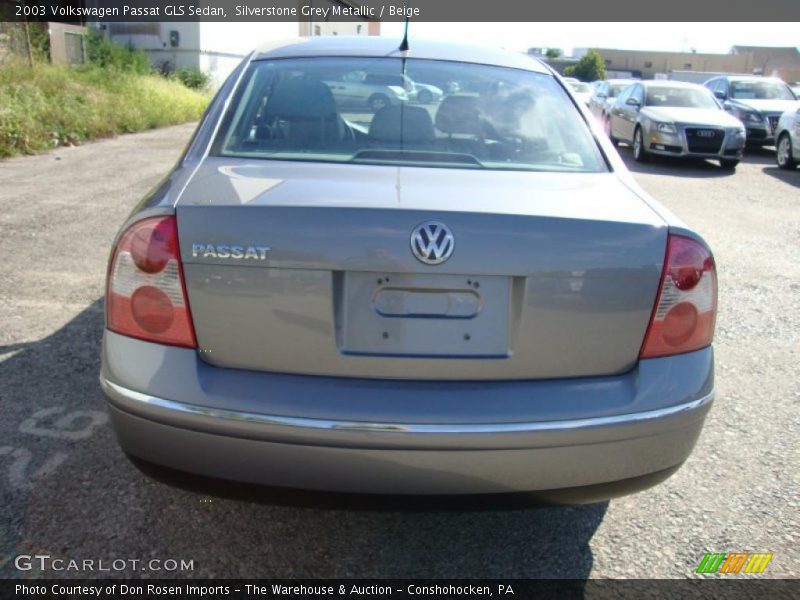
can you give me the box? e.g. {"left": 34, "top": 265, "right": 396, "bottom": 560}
{"left": 0, "top": 125, "right": 797, "bottom": 579}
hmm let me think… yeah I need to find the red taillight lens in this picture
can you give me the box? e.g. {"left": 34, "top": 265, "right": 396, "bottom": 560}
{"left": 640, "top": 234, "right": 717, "bottom": 358}
{"left": 106, "top": 216, "right": 196, "bottom": 348}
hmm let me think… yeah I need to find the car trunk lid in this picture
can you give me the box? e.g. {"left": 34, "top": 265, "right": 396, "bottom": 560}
{"left": 176, "top": 158, "right": 667, "bottom": 380}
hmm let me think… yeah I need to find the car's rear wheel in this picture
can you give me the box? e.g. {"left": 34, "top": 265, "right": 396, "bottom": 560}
{"left": 719, "top": 159, "right": 739, "bottom": 170}
{"left": 776, "top": 133, "right": 798, "bottom": 170}
{"left": 633, "top": 126, "right": 648, "bottom": 162}
{"left": 368, "top": 94, "right": 389, "bottom": 112}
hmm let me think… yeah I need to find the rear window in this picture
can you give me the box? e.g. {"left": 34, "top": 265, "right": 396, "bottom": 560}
{"left": 211, "top": 57, "right": 607, "bottom": 173}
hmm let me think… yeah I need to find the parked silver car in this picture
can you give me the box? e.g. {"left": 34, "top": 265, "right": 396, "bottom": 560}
{"left": 101, "top": 37, "right": 717, "bottom": 501}
{"left": 608, "top": 80, "right": 745, "bottom": 168}
{"left": 325, "top": 70, "right": 410, "bottom": 112}
{"left": 589, "top": 79, "right": 638, "bottom": 122}
{"left": 704, "top": 75, "right": 800, "bottom": 146}
{"left": 775, "top": 107, "right": 800, "bottom": 169}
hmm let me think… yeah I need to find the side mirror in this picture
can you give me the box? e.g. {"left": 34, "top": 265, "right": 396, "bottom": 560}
{"left": 714, "top": 90, "right": 726, "bottom": 100}
{"left": 626, "top": 97, "right": 641, "bottom": 107}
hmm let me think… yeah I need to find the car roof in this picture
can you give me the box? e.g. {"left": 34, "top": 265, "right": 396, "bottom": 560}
{"left": 253, "top": 36, "right": 551, "bottom": 74}
{"left": 720, "top": 75, "right": 786, "bottom": 83}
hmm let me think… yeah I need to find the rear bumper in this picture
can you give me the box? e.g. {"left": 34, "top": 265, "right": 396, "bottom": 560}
{"left": 101, "top": 331, "right": 714, "bottom": 496}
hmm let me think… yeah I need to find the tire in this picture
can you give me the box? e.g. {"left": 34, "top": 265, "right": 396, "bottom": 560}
{"left": 417, "top": 89, "right": 433, "bottom": 104}
{"left": 605, "top": 115, "right": 618, "bottom": 146}
{"left": 776, "top": 133, "right": 798, "bottom": 170}
{"left": 719, "top": 159, "right": 739, "bottom": 170}
{"left": 633, "top": 126, "right": 648, "bottom": 162}
{"left": 368, "top": 94, "right": 389, "bottom": 112}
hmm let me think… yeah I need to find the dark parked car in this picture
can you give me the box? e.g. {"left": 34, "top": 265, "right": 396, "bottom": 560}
{"left": 704, "top": 75, "right": 800, "bottom": 145}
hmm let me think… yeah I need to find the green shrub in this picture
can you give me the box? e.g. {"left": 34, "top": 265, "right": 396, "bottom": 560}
{"left": 564, "top": 50, "right": 607, "bottom": 82}
{"left": 85, "top": 30, "right": 151, "bottom": 74}
{"left": 0, "top": 22, "right": 49, "bottom": 62}
{"left": 0, "top": 60, "right": 211, "bottom": 157}
{"left": 170, "top": 66, "right": 211, "bottom": 91}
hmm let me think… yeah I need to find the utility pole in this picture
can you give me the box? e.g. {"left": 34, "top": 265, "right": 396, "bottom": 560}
{"left": 21, "top": 0, "right": 35, "bottom": 67}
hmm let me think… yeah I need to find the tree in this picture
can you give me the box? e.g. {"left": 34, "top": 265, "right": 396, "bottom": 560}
{"left": 563, "top": 50, "right": 606, "bottom": 82}
{"left": 545, "top": 48, "right": 562, "bottom": 59}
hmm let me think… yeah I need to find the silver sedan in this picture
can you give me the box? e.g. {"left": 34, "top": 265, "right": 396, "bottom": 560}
{"left": 608, "top": 80, "right": 746, "bottom": 169}
{"left": 101, "top": 37, "right": 717, "bottom": 502}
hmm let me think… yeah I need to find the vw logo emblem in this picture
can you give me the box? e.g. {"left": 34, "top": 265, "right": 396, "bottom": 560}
{"left": 410, "top": 221, "right": 454, "bottom": 265}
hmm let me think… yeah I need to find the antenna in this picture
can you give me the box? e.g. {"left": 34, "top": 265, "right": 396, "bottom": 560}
{"left": 399, "top": 18, "right": 410, "bottom": 52}
{"left": 397, "top": 12, "right": 411, "bottom": 151}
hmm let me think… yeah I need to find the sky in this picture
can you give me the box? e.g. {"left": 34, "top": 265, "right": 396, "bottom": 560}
{"left": 380, "top": 22, "right": 800, "bottom": 56}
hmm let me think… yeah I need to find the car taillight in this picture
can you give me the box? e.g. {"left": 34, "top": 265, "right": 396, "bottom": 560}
{"left": 106, "top": 216, "right": 196, "bottom": 348}
{"left": 639, "top": 234, "right": 717, "bottom": 358}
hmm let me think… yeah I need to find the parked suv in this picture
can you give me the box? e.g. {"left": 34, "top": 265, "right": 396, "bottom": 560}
{"left": 704, "top": 75, "right": 800, "bottom": 145}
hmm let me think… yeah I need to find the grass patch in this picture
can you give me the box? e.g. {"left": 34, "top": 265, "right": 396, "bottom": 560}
{"left": 0, "top": 60, "right": 211, "bottom": 158}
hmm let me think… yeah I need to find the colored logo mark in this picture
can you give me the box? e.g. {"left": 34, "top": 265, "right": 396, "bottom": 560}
{"left": 696, "top": 552, "right": 773, "bottom": 574}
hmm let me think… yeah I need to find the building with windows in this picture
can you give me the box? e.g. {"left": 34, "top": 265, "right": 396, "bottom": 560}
{"left": 97, "top": 1, "right": 380, "bottom": 86}
{"left": 571, "top": 46, "right": 800, "bottom": 83}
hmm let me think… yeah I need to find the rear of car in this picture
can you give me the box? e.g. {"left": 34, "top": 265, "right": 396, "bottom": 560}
{"left": 101, "top": 38, "right": 716, "bottom": 501}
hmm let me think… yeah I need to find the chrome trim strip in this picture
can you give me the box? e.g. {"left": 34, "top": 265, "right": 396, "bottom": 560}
{"left": 101, "top": 379, "right": 713, "bottom": 436}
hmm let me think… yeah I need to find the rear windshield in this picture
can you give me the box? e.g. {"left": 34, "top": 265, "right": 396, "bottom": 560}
{"left": 211, "top": 57, "right": 607, "bottom": 173}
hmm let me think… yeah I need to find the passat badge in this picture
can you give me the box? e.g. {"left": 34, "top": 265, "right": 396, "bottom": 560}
{"left": 192, "top": 243, "right": 270, "bottom": 260}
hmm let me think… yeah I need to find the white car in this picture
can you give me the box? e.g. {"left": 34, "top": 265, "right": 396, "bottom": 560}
{"left": 775, "top": 107, "right": 800, "bottom": 170}
{"left": 325, "top": 71, "right": 410, "bottom": 112}
{"left": 567, "top": 81, "right": 593, "bottom": 107}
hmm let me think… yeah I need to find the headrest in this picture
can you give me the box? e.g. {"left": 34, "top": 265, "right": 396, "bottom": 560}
{"left": 435, "top": 95, "right": 482, "bottom": 135}
{"left": 369, "top": 106, "right": 435, "bottom": 143}
{"left": 264, "top": 78, "right": 337, "bottom": 120}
